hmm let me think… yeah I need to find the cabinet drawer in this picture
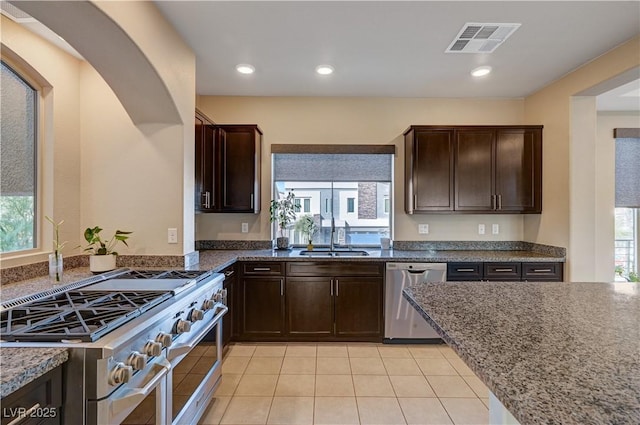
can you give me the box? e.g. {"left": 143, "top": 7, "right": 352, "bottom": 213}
{"left": 483, "top": 262, "right": 521, "bottom": 281}
{"left": 522, "top": 262, "right": 563, "bottom": 281}
{"left": 447, "top": 263, "right": 483, "bottom": 281}
{"left": 242, "top": 262, "right": 284, "bottom": 276}
{"left": 1, "top": 366, "right": 62, "bottom": 425}
{"left": 287, "top": 262, "right": 383, "bottom": 277}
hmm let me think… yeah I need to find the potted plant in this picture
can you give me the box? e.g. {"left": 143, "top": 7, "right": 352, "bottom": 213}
{"left": 83, "top": 226, "right": 132, "bottom": 272}
{"left": 45, "top": 216, "right": 67, "bottom": 283}
{"left": 269, "top": 191, "right": 299, "bottom": 250}
{"left": 295, "top": 214, "right": 318, "bottom": 250}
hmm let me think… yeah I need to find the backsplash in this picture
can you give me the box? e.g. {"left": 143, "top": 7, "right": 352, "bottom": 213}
{"left": 196, "top": 240, "right": 273, "bottom": 250}
{"left": 1, "top": 252, "right": 200, "bottom": 286}
{"left": 392, "top": 240, "right": 566, "bottom": 256}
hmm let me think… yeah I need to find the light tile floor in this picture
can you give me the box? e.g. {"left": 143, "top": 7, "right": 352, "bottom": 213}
{"left": 199, "top": 343, "right": 490, "bottom": 425}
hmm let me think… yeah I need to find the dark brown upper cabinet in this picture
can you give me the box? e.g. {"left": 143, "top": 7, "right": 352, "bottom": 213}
{"left": 405, "top": 125, "right": 542, "bottom": 214}
{"left": 216, "top": 125, "right": 262, "bottom": 213}
{"left": 405, "top": 127, "right": 455, "bottom": 213}
{"left": 195, "top": 111, "right": 262, "bottom": 214}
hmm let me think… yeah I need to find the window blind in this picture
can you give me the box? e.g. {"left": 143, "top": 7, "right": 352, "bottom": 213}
{"left": 273, "top": 153, "right": 393, "bottom": 182}
{"left": 615, "top": 136, "right": 640, "bottom": 208}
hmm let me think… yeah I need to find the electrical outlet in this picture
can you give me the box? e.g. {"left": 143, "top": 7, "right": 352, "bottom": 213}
{"left": 492, "top": 224, "right": 500, "bottom": 235}
{"left": 418, "top": 224, "right": 429, "bottom": 234}
{"left": 241, "top": 223, "right": 249, "bottom": 233}
{"left": 168, "top": 228, "right": 178, "bottom": 244}
{"left": 478, "top": 224, "right": 486, "bottom": 235}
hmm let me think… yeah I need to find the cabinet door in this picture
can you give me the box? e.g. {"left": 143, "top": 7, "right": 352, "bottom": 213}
{"left": 239, "top": 276, "right": 284, "bottom": 337}
{"left": 495, "top": 128, "right": 542, "bottom": 213}
{"left": 195, "top": 115, "right": 215, "bottom": 211}
{"left": 406, "top": 129, "right": 454, "bottom": 212}
{"left": 334, "top": 277, "right": 383, "bottom": 338}
{"left": 455, "top": 129, "right": 495, "bottom": 211}
{"left": 217, "top": 126, "right": 261, "bottom": 213}
{"left": 286, "top": 278, "right": 334, "bottom": 337}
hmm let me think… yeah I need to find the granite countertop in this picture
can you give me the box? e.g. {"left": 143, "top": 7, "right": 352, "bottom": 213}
{"left": 0, "top": 347, "right": 69, "bottom": 398}
{"left": 404, "top": 281, "right": 640, "bottom": 425}
{"left": 197, "top": 248, "right": 565, "bottom": 264}
{"left": 0, "top": 246, "right": 564, "bottom": 397}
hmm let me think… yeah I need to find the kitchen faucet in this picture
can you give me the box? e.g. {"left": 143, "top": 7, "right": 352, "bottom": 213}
{"left": 330, "top": 217, "right": 336, "bottom": 251}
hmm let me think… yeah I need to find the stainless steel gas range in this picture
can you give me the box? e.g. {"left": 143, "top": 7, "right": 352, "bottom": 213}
{"left": 0, "top": 268, "right": 228, "bottom": 425}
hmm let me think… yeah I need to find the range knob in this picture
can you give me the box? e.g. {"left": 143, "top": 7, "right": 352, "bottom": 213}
{"left": 109, "top": 362, "right": 133, "bottom": 386}
{"left": 144, "top": 340, "right": 163, "bottom": 357}
{"left": 221, "top": 289, "right": 228, "bottom": 298}
{"left": 191, "top": 308, "right": 205, "bottom": 321}
{"left": 126, "top": 351, "right": 148, "bottom": 370}
{"left": 202, "top": 299, "right": 215, "bottom": 310}
{"left": 175, "top": 319, "right": 192, "bottom": 334}
{"left": 155, "top": 332, "right": 173, "bottom": 348}
{"left": 213, "top": 291, "right": 223, "bottom": 302}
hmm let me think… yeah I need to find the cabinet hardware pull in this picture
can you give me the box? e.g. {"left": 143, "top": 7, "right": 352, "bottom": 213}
{"left": 532, "top": 268, "right": 552, "bottom": 272}
{"left": 456, "top": 268, "right": 475, "bottom": 272}
{"left": 7, "top": 403, "right": 41, "bottom": 425}
{"left": 497, "top": 194, "right": 502, "bottom": 210}
{"left": 330, "top": 279, "right": 334, "bottom": 296}
{"left": 335, "top": 279, "right": 339, "bottom": 296}
{"left": 491, "top": 195, "right": 496, "bottom": 210}
{"left": 224, "top": 270, "right": 235, "bottom": 277}
{"left": 250, "top": 194, "right": 254, "bottom": 209}
{"left": 280, "top": 279, "right": 284, "bottom": 296}
{"left": 253, "top": 267, "right": 271, "bottom": 271}
{"left": 414, "top": 195, "right": 417, "bottom": 209}
{"left": 495, "top": 268, "right": 513, "bottom": 272}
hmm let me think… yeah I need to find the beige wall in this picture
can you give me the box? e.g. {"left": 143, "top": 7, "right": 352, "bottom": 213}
{"left": 1, "top": 1, "right": 196, "bottom": 268}
{"left": 196, "top": 96, "right": 526, "bottom": 242}
{"left": 1, "top": 16, "right": 82, "bottom": 267}
{"left": 524, "top": 36, "right": 640, "bottom": 280}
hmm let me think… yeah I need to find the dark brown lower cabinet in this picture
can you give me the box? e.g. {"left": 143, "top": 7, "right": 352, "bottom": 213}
{"left": 286, "top": 278, "right": 333, "bottom": 337}
{"left": 239, "top": 276, "right": 285, "bottom": 338}
{"left": 334, "top": 276, "right": 384, "bottom": 338}
{"left": 1, "top": 366, "right": 62, "bottom": 425}
{"left": 236, "top": 261, "right": 383, "bottom": 342}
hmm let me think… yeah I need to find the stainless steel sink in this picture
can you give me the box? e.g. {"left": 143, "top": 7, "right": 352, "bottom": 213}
{"left": 299, "top": 249, "right": 370, "bottom": 257}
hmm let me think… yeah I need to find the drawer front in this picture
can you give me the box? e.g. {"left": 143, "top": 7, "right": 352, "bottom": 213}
{"left": 483, "top": 262, "right": 522, "bottom": 281}
{"left": 447, "top": 263, "right": 483, "bottom": 281}
{"left": 287, "top": 262, "right": 383, "bottom": 277}
{"left": 522, "top": 262, "right": 563, "bottom": 281}
{"left": 242, "top": 262, "right": 285, "bottom": 276}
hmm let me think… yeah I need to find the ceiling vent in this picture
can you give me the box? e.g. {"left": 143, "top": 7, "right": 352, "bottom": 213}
{"left": 0, "top": 1, "right": 35, "bottom": 23}
{"left": 446, "top": 23, "right": 520, "bottom": 54}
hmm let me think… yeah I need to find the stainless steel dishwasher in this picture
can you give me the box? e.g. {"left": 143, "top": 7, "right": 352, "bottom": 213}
{"left": 384, "top": 262, "right": 446, "bottom": 343}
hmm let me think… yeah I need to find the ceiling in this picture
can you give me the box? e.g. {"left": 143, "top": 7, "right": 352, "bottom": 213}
{"left": 154, "top": 1, "right": 640, "bottom": 101}
{"left": 4, "top": 1, "right": 639, "bottom": 110}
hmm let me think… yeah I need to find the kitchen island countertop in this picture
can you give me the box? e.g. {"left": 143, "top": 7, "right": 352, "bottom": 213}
{"left": 404, "top": 281, "right": 640, "bottom": 424}
{"left": 1, "top": 347, "right": 68, "bottom": 398}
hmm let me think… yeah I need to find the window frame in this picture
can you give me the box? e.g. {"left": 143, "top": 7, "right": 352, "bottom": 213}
{"left": 0, "top": 58, "right": 44, "bottom": 259}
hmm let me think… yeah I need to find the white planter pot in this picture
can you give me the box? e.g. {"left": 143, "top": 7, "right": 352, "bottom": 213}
{"left": 90, "top": 254, "right": 117, "bottom": 273}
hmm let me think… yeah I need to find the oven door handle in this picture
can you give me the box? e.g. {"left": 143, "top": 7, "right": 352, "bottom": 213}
{"left": 110, "top": 358, "right": 171, "bottom": 414}
{"left": 166, "top": 304, "right": 228, "bottom": 361}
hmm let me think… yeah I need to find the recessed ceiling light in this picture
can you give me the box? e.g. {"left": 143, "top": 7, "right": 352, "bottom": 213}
{"left": 471, "top": 66, "right": 492, "bottom": 77}
{"left": 236, "top": 64, "right": 255, "bottom": 75}
{"left": 315, "top": 65, "right": 334, "bottom": 75}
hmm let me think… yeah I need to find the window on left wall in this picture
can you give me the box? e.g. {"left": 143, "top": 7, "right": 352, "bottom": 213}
{"left": 0, "top": 61, "right": 38, "bottom": 253}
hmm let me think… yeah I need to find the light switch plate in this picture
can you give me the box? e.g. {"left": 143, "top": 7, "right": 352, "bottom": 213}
{"left": 418, "top": 224, "right": 429, "bottom": 234}
{"left": 478, "top": 224, "right": 486, "bottom": 235}
{"left": 492, "top": 224, "right": 499, "bottom": 234}
{"left": 168, "top": 228, "right": 178, "bottom": 244}
{"left": 241, "top": 223, "right": 249, "bottom": 233}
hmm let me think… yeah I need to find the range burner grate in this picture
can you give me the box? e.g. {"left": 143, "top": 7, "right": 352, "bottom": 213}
{"left": 1, "top": 290, "right": 172, "bottom": 342}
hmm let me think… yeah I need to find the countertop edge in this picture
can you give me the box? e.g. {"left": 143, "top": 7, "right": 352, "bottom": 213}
{"left": 0, "top": 348, "right": 69, "bottom": 398}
